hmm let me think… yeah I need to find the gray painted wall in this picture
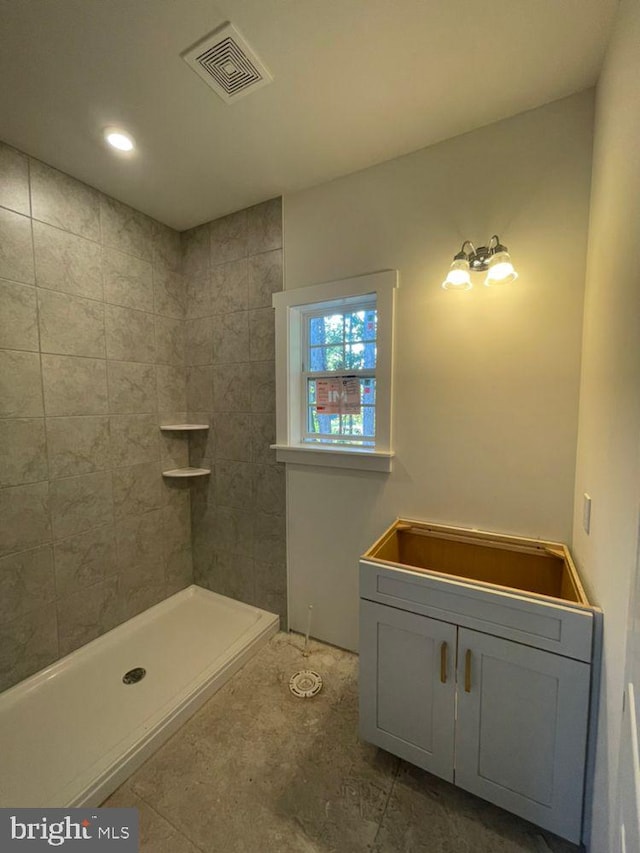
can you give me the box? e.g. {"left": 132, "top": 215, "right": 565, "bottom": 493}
{"left": 0, "top": 142, "right": 193, "bottom": 691}
{"left": 283, "top": 92, "right": 594, "bottom": 651}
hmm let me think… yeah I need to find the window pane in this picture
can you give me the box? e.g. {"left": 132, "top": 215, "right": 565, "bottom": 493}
{"left": 344, "top": 311, "right": 363, "bottom": 343}
{"left": 341, "top": 412, "right": 363, "bottom": 436}
{"left": 341, "top": 344, "right": 376, "bottom": 370}
{"left": 364, "top": 343, "right": 378, "bottom": 368}
{"left": 326, "top": 315, "right": 345, "bottom": 344}
{"left": 361, "top": 378, "right": 376, "bottom": 403}
{"left": 339, "top": 409, "right": 375, "bottom": 438}
{"left": 363, "top": 340, "right": 376, "bottom": 369}
{"left": 309, "top": 316, "right": 325, "bottom": 345}
{"left": 310, "top": 314, "right": 343, "bottom": 345}
{"left": 307, "top": 378, "right": 316, "bottom": 404}
{"left": 345, "top": 309, "right": 377, "bottom": 343}
{"left": 309, "top": 347, "right": 326, "bottom": 371}
{"left": 309, "top": 345, "right": 344, "bottom": 371}
{"left": 361, "top": 407, "right": 376, "bottom": 438}
{"left": 345, "top": 343, "right": 369, "bottom": 369}
{"left": 308, "top": 408, "right": 341, "bottom": 435}
{"left": 364, "top": 310, "right": 377, "bottom": 341}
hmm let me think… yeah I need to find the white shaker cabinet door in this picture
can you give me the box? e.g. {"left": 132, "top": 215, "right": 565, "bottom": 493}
{"left": 359, "top": 599, "right": 457, "bottom": 781}
{"left": 455, "top": 627, "right": 590, "bottom": 843}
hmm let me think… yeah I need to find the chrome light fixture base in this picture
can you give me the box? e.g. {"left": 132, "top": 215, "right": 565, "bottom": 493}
{"left": 442, "top": 236, "right": 517, "bottom": 289}
{"left": 468, "top": 245, "right": 492, "bottom": 271}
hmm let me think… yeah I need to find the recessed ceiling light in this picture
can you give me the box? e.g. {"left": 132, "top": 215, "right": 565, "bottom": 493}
{"left": 104, "top": 128, "right": 135, "bottom": 152}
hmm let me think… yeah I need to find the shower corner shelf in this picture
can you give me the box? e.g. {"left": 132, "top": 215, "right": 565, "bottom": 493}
{"left": 160, "top": 424, "right": 209, "bottom": 431}
{"left": 159, "top": 424, "right": 210, "bottom": 479}
{"left": 162, "top": 467, "right": 211, "bottom": 479}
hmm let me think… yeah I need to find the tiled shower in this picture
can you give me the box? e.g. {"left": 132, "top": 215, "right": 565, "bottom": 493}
{"left": 182, "top": 202, "right": 287, "bottom": 619}
{"left": 0, "top": 141, "right": 285, "bottom": 693}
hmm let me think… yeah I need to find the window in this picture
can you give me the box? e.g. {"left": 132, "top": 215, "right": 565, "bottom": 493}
{"left": 272, "top": 270, "right": 397, "bottom": 472}
{"left": 303, "top": 300, "right": 377, "bottom": 446}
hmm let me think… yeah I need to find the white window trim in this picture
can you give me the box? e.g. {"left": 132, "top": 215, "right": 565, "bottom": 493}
{"left": 272, "top": 269, "right": 398, "bottom": 472}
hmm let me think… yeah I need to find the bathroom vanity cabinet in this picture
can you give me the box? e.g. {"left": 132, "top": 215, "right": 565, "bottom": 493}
{"left": 358, "top": 519, "right": 600, "bottom": 844}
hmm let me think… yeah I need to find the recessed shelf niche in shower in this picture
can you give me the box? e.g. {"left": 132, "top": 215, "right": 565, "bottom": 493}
{"left": 160, "top": 424, "right": 211, "bottom": 479}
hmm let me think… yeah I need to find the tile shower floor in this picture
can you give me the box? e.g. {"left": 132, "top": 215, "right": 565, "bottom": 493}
{"left": 104, "top": 633, "right": 578, "bottom": 852}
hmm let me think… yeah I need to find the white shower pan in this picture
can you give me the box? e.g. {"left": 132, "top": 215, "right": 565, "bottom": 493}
{"left": 0, "top": 585, "right": 279, "bottom": 807}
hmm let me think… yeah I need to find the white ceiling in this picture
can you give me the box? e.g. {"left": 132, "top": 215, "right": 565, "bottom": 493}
{"left": 0, "top": 0, "right": 616, "bottom": 231}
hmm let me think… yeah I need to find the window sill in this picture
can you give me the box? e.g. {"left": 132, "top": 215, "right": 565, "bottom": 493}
{"left": 271, "top": 444, "right": 394, "bottom": 472}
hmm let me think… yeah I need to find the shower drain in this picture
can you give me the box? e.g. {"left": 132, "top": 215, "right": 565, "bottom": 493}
{"left": 122, "top": 667, "right": 146, "bottom": 685}
{"left": 289, "top": 670, "right": 323, "bottom": 698}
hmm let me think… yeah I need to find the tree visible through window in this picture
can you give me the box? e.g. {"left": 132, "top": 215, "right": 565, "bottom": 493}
{"left": 302, "top": 300, "right": 377, "bottom": 445}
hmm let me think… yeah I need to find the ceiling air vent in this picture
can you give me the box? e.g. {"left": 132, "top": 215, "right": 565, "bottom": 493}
{"left": 182, "top": 22, "right": 273, "bottom": 104}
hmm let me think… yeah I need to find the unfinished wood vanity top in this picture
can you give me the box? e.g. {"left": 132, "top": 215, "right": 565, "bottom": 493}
{"left": 362, "top": 518, "right": 590, "bottom": 606}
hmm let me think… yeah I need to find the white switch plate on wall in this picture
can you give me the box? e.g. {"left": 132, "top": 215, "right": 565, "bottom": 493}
{"left": 583, "top": 493, "right": 592, "bottom": 534}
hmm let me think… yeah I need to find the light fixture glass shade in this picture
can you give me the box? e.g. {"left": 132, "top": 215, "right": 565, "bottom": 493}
{"left": 485, "top": 250, "right": 518, "bottom": 286}
{"left": 442, "top": 258, "right": 472, "bottom": 291}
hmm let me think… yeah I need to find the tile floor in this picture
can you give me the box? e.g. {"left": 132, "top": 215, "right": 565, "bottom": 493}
{"left": 104, "top": 633, "right": 580, "bottom": 852}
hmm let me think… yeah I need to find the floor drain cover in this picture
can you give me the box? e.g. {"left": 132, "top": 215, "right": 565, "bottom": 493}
{"left": 122, "top": 667, "right": 146, "bottom": 685}
{"left": 289, "top": 670, "right": 323, "bottom": 698}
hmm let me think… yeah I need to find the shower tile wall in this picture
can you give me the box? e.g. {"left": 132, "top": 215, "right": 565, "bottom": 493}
{"left": 0, "top": 141, "right": 193, "bottom": 692}
{"left": 183, "top": 200, "right": 286, "bottom": 622}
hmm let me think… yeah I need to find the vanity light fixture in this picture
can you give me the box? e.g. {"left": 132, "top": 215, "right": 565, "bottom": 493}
{"left": 442, "top": 235, "right": 518, "bottom": 290}
{"left": 104, "top": 128, "right": 135, "bottom": 152}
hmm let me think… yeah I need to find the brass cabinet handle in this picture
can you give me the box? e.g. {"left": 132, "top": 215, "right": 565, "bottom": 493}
{"left": 440, "top": 641, "right": 448, "bottom": 683}
{"left": 464, "top": 649, "right": 472, "bottom": 692}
